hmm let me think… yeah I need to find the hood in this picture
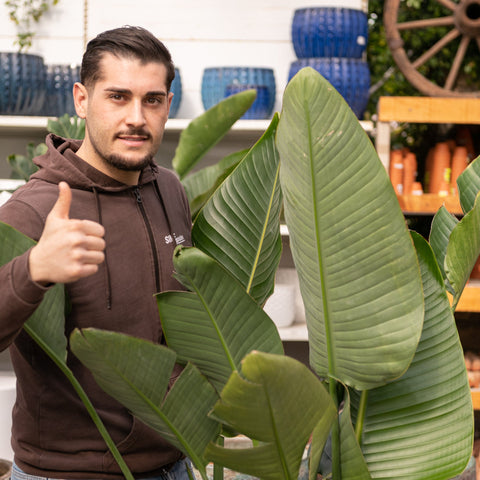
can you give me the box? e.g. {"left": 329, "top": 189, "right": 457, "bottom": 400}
{"left": 31, "top": 134, "right": 160, "bottom": 192}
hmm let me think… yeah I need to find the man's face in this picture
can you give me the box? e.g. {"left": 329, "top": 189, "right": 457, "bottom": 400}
{"left": 75, "top": 53, "right": 172, "bottom": 184}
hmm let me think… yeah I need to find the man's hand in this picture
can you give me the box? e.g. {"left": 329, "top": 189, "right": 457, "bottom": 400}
{"left": 29, "top": 182, "right": 106, "bottom": 285}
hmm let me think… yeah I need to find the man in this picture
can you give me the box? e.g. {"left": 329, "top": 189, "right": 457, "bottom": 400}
{"left": 0, "top": 26, "right": 193, "bottom": 479}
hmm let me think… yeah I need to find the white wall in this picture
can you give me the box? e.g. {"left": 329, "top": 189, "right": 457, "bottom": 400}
{"left": 0, "top": 0, "right": 367, "bottom": 119}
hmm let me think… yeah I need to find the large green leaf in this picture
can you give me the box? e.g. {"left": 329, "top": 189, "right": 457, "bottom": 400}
{"left": 429, "top": 206, "right": 458, "bottom": 294}
{"left": 352, "top": 233, "right": 473, "bottom": 480}
{"left": 457, "top": 154, "right": 480, "bottom": 214}
{"left": 172, "top": 90, "right": 256, "bottom": 179}
{"left": 182, "top": 149, "right": 248, "bottom": 220}
{"left": 276, "top": 67, "right": 424, "bottom": 390}
{"left": 205, "top": 352, "right": 337, "bottom": 480}
{"left": 445, "top": 194, "right": 480, "bottom": 309}
{"left": 192, "top": 114, "right": 282, "bottom": 305}
{"left": 157, "top": 246, "right": 283, "bottom": 392}
{"left": 0, "top": 222, "right": 134, "bottom": 479}
{"left": 0, "top": 222, "right": 66, "bottom": 359}
{"left": 70, "top": 328, "right": 220, "bottom": 478}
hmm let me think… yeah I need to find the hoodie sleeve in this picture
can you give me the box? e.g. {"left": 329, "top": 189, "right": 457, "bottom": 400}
{"left": 0, "top": 197, "right": 50, "bottom": 352}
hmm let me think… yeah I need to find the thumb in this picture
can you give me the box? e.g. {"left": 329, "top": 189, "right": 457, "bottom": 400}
{"left": 50, "top": 181, "right": 72, "bottom": 220}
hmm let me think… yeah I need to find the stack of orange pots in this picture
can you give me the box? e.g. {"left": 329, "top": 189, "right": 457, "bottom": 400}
{"left": 424, "top": 141, "right": 470, "bottom": 195}
{"left": 388, "top": 148, "right": 419, "bottom": 196}
{"left": 389, "top": 138, "right": 472, "bottom": 200}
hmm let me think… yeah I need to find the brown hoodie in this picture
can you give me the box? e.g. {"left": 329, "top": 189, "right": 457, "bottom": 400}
{"left": 0, "top": 134, "right": 192, "bottom": 478}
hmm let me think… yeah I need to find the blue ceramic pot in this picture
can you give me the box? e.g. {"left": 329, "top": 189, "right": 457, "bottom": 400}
{"left": 224, "top": 84, "right": 271, "bottom": 119}
{"left": 288, "top": 58, "right": 370, "bottom": 119}
{"left": 0, "top": 52, "right": 47, "bottom": 115}
{"left": 201, "top": 67, "right": 275, "bottom": 116}
{"left": 169, "top": 67, "right": 182, "bottom": 118}
{"left": 291, "top": 7, "right": 368, "bottom": 59}
{"left": 42, "top": 64, "right": 80, "bottom": 117}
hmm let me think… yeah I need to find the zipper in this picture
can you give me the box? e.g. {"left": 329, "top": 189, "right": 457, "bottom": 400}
{"left": 133, "top": 187, "right": 161, "bottom": 292}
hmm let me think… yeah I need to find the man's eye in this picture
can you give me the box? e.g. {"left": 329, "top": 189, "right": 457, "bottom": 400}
{"left": 146, "top": 96, "right": 163, "bottom": 105}
{"left": 110, "top": 93, "right": 125, "bottom": 101}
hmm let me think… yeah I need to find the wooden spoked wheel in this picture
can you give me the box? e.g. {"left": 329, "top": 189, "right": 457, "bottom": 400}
{"left": 384, "top": 0, "right": 480, "bottom": 97}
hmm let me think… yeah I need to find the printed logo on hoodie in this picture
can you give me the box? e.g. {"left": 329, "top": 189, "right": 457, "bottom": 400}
{"left": 165, "top": 233, "right": 186, "bottom": 245}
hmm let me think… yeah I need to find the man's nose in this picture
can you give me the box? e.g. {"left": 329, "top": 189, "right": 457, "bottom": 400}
{"left": 126, "top": 100, "right": 146, "bottom": 126}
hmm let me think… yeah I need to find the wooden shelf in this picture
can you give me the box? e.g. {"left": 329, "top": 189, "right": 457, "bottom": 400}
{"left": 455, "top": 282, "right": 480, "bottom": 313}
{"left": 397, "top": 194, "right": 462, "bottom": 215}
{"left": 376, "top": 96, "right": 480, "bottom": 170}
{"left": 472, "top": 389, "right": 480, "bottom": 410}
{"left": 378, "top": 97, "right": 480, "bottom": 125}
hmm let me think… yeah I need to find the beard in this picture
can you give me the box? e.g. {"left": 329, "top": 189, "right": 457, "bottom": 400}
{"left": 102, "top": 152, "right": 154, "bottom": 172}
{"left": 89, "top": 127, "right": 156, "bottom": 172}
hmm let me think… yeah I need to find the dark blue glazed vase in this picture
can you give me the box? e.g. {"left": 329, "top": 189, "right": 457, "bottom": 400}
{"left": 42, "top": 64, "right": 80, "bottom": 117}
{"left": 224, "top": 84, "right": 271, "bottom": 120}
{"left": 201, "top": 67, "right": 275, "bottom": 117}
{"left": 169, "top": 67, "right": 182, "bottom": 118}
{"left": 288, "top": 58, "right": 370, "bottom": 119}
{"left": 0, "top": 52, "right": 47, "bottom": 115}
{"left": 291, "top": 7, "right": 368, "bottom": 59}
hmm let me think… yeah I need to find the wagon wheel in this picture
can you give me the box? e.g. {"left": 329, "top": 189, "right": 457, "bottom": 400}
{"left": 384, "top": 0, "right": 480, "bottom": 97}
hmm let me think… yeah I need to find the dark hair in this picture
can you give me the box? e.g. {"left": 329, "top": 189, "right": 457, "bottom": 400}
{"left": 81, "top": 26, "right": 175, "bottom": 90}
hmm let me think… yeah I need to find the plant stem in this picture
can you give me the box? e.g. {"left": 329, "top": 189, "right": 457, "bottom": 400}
{"left": 329, "top": 379, "right": 341, "bottom": 480}
{"left": 354, "top": 390, "right": 368, "bottom": 444}
{"left": 24, "top": 325, "right": 135, "bottom": 480}
{"left": 213, "top": 436, "right": 224, "bottom": 480}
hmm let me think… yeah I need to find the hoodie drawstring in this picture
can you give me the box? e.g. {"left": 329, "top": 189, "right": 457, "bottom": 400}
{"left": 153, "top": 179, "right": 174, "bottom": 236}
{"left": 92, "top": 187, "right": 112, "bottom": 310}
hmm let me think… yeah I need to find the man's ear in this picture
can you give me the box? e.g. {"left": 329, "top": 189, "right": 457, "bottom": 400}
{"left": 73, "top": 82, "right": 88, "bottom": 119}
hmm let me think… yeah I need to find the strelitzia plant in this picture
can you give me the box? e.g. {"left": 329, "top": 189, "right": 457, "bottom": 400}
{"left": 0, "top": 68, "right": 476, "bottom": 480}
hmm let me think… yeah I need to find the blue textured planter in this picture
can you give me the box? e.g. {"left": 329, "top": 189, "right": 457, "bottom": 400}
{"left": 224, "top": 84, "right": 271, "bottom": 119}
{"left": 42, "top": 64, "right": 80, "bottom": 117}
{"left": 292, "top": 7, "right": 368, "bottom": 59}
{"left": 0, "top": 52, "right": 47, "bottom": 115}
{"left": 288, "top": 58, "right": 370, "bottom": 119}
{"left": 201, "top": 67, "right": 275, "bottom": 116}
{"left": 169, "top": 67, "right": 182, "bottom": 118}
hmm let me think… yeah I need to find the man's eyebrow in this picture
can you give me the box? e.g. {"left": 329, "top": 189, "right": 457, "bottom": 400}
{"left": 147, "top": 91, "right": 168, "bottom": 97}
{"left": 104, "top": 87, "right": 168, "bottom": 96}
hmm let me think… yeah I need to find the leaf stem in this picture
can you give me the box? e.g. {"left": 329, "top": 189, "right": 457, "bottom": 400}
{"left": 213, "top": 435, "right": 224, "bottom": 480}
{"left": 329, "top": 379, "right": 341, "bottom": 480}
{"left": 24, "top": 325, "right": 134, "bottom": 480}
{"left": 354, "top": 390, "right": 368, "bottom": 444}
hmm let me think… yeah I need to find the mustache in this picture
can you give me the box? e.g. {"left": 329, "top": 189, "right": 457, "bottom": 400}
{"left": 116, "top": 129, "right": 151, "bottom": 138}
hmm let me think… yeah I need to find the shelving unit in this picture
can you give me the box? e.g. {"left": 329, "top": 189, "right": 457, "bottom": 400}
{"left": 376, "top": 96, "right": 480, "bottom": 316}
{"left": 376, "top": 97, "right": 480, "bottom": 411}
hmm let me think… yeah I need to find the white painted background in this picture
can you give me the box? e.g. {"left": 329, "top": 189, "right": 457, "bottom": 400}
{"left": 0, "top": 0, "right": 367, "bottom": 118}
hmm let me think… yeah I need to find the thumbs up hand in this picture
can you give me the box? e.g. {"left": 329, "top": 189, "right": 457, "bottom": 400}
{"left": 29, "top": 182, "right": 106, "bottom": 285}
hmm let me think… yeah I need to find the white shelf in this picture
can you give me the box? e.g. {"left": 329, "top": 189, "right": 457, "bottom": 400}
{"left": 0, "top": 116, "right": 274, "bottom": 135}
{"left": 0, "top": 116, "right": 374, "bottom": 136}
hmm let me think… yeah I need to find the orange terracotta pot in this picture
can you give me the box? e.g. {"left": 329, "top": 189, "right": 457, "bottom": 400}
{"left": 389, "top": 149, "right": 404, "bottom": 194}
{"left": 428, "top": 142, "right": 451, "bottom": 194}
{"left": 403, "top": 152, "right": 417, "bottom": 195}
{"left": 451, "top": 146, "right": 469, "bottom": 195}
